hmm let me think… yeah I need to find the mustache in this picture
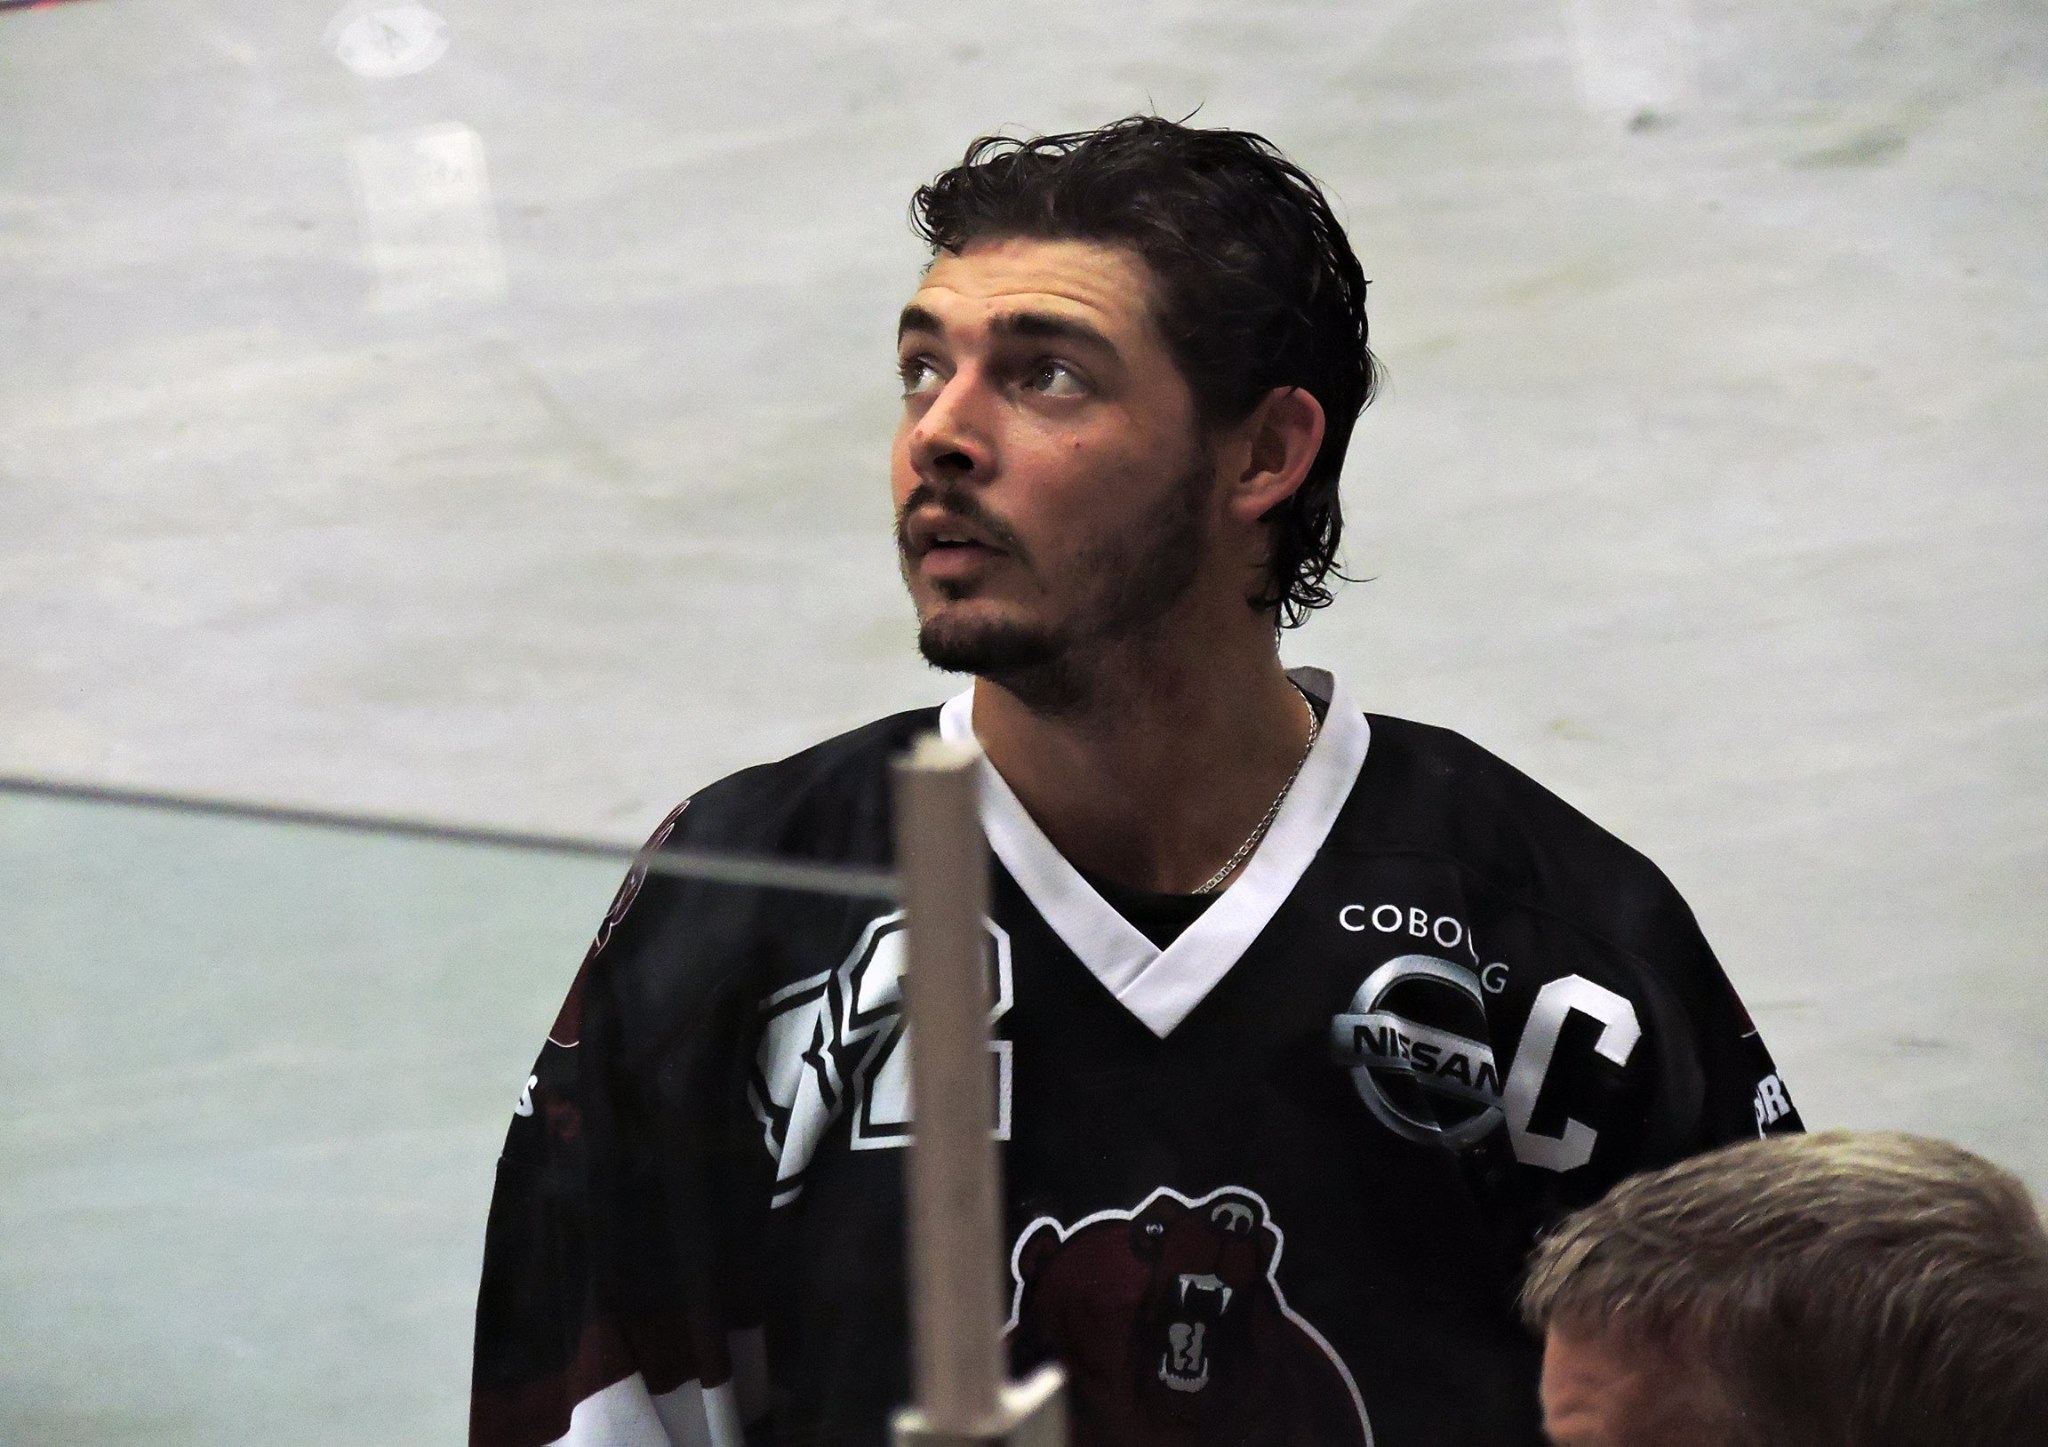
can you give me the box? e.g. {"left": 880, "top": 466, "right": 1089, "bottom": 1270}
{"left": 894, "top": 483, "right": 1029, "bottom": 563}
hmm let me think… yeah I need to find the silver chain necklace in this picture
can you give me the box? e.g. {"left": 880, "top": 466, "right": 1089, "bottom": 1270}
{"left": 1195, "top": 687, "right": 1320, "bottom": 894}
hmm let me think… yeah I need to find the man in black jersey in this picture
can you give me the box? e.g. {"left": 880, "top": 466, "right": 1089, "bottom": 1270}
{"left": 472, "top": 117, "right": 1803, "bottom": 1447}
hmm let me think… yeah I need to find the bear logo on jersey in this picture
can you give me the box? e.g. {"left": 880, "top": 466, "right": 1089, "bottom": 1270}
{"left": 1007, "top": 1186, "right": 1372, "bottom": 1447}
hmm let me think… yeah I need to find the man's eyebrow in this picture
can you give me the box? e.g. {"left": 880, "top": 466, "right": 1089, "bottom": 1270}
{"left": 987, "top": 311, "right": 1118, "bottom": 355}
{"left": 895, "top": 305, "right": 1119, "bottom": 357}
{"left": 897, "top": 304, "right": 943, "bottom": 340}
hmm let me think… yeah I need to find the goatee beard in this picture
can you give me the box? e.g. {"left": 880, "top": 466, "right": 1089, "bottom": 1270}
{"left": 916, "top": 614, "right": 1082, "bottom": 712}
{"left": 907, "top": 445, "right": 1213, "bottom": 715}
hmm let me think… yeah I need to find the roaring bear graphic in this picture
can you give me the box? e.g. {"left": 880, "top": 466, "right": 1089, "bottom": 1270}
{"left": 1007, "top": 1186, "right": 1373, "bottom": 1446}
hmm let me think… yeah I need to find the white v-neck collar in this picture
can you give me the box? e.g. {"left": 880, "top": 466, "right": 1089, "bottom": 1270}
{"left": 937, "top": 675, "right": 1370, "bottom": 1038}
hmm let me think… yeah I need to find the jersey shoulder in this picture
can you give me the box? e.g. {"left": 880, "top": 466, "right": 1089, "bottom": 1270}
{"left": 665, "top": 705, "right": 942, "bottom": 863}
{"left": 550, "top": 706, "right": 939, "bottom": 1039}
{"left": 1347, "top": 713, "right": 1701, "bottom": 952}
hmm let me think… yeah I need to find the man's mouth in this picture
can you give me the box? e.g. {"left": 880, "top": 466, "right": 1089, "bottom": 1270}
{"left": 901, "top": 509, "right": 1013, "bottom": 579}
{"left": 914, "top": 536, "right": 1001, "bottom": 583}
{"left": 896, "top": 482, "right": 1025, "bottom": 567}
{"left": 928, "top": 530, "right": 993, "bottom": 553}
{"left": 905, "top": 515, "right": 1003, "bottom": 556}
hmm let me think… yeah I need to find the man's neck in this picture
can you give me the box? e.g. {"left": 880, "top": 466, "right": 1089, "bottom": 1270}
{"left": 967, "top": 629, "right": 1317, "bottom": 896}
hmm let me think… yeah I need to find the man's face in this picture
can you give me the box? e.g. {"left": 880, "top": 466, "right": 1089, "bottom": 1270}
{"left": 1540, "top": 1324, "right": 1734, "bottom": 1447}
{"left": 891, "top": 236, "right": 1220, "bottom": 704}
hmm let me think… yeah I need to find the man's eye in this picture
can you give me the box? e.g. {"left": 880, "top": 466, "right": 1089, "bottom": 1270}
{"left": 1023, "top": 361, "right": 1085, "bottom": 397}
{"left": 898, "top": 357, "right": 940, "bottom": 397}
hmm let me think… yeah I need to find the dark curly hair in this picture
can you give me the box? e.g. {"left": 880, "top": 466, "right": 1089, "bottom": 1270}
{"left": 909, "top": 116, "right": 1379, "bottom": 628}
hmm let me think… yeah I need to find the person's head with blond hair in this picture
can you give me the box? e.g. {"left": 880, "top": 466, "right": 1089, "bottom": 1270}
{"left": 1519, "top": 1131, "right": 2048, "bottom": 1447}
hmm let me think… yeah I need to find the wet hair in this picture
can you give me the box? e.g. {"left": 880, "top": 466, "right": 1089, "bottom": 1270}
{"left": 1520, "top": 1131, "right": 2048, "bottom": 1447}
{"left": 909, "top": 116, "right": 1379, "bottom": 628}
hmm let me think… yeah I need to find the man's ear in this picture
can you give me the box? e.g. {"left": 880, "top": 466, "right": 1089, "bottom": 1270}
{"left": 1222, "top": 386, "right": 1325, "bottom": 525}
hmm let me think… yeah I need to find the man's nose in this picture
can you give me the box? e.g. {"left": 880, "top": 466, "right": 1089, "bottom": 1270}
{"left": 909, "top": 372, "right": 992, "bottom": 483}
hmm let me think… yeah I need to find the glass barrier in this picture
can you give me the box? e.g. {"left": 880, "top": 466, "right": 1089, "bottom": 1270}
{"left": 0, "top": 789, "right": 708, "bottom": 1445}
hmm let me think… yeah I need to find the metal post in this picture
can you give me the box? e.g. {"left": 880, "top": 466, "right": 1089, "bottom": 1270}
{"left": 890, "top": 734, "right": 1066, "bottom": 1447}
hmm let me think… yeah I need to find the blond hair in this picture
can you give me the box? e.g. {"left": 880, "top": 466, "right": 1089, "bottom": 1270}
{"left": 1520, "top": 1131, "right": 2048, "bottom": 1447}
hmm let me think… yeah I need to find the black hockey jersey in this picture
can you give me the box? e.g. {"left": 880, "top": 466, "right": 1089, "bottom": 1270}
{"left": 472, "top": 673, "right": 1801, "bottom": 1447}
